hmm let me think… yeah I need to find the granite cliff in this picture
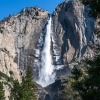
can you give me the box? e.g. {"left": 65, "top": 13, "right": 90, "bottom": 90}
{"left": 0, "top": 7, "right": 49, "bottom": 79}
{"left": 52, "top": 0, "right": 95, "bottom": 65}
{"left": 0, "top": 7, "right": 49, "bottom": 99}
{"left": 0, "top": 0, "right": 99, "bottom": 100}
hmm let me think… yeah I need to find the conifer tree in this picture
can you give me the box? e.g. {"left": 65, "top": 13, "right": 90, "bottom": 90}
{"left": 72, "top": 55, "right": 100, "bottom": 100}
{"left": 21, "top": 66, "right": 37, "bottom": 100}
{"left": 10, "top": 66, "right": 37, "bottom": 100}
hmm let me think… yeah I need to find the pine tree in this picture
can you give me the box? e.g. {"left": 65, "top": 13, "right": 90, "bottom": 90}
{"left": 21, "top": 66, "right": 37, "bottom": 100}
{"left": 10, "top": 66, "right": 37, "bottom": 100}
{"left": 72, "top": 55, "right": 100, "bottom": 100}
{"left": 10, "top": 80, "right": 21, "bottom": 100}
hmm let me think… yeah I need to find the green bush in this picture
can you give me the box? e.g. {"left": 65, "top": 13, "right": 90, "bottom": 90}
{"left": 0, "top": 82, "right": 5, "bottom": 100}
{"left": 0, "top": 71, "right": 14, "bottom": 83}
{"left": 0, "top": 27, "right": 3, "bottom": 33}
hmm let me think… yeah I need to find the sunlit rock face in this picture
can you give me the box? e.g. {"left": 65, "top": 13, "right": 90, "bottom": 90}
{"left": 0, "top": 0, "right": 99, "bottom": 88}
{"left": 52, "top": 0, "right": 95, "bottom": 65}
{"left": 0, "top": 7, "right": 49, "bottom": 80}
{"left": 0, "top": 0, "right": 99, "bottom": 99}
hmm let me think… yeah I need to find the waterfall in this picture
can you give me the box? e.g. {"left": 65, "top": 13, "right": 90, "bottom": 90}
{"left": 37, "top": 17, "right": 55, "bottom": 87}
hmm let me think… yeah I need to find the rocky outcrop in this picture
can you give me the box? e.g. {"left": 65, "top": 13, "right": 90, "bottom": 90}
{"left": 0, "top": 7, "right": 49, "bottom": 100}
{"left": 0, "top": 0, "right": 98, "bottom": 82}
{"left": 35, "top": 84, "right": 50, "bottom": 100}
{"left": 52, "top": 0, "right": 95, "bottom": 65}
{"left": 45, "top": 77, "right": 68, "bottom": 100}
{"left": 0, "top": 7, "right": 49, "bottom": 80}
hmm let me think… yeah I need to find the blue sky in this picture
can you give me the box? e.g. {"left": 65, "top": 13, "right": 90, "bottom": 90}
{"left": 0, "top": 0, "right": 66, "bottom": 20}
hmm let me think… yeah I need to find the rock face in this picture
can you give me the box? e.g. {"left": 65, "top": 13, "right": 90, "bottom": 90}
{"left": 35, "top": 84, "right": 50, "bottom": 100}
{"left": 52, "top": 0, "right": 95, "bottom": 65}
{"left": 0, "top": 7, "right": 49, "bottom": 80}
{"left": 0, "top": 0, "right": 97, "bottom": 82}
{"left": 0, "top": 0, "right": 100, "bottom": 99}
{"left": 0, "top": 7, "right": 49, "bottom": 99}
{"left": 45, "top": 77, "right": 68, "bottom": 100}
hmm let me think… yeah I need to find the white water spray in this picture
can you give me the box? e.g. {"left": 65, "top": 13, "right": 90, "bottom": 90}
{"left": 37, "top": 17, "right": 55, "bottom": 87}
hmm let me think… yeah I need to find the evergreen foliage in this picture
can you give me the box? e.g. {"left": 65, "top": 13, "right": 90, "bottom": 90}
{"left": 10, "top": 80, "right": 22, "bottom": 100}
{"left": 54, "top": 78, "right": 82, "bottom": 100}
{"left": 72, "top": 55, "right": 100, "bottom": 100}
{"left": 10, "top": 66, "right": 37, "bottom": 100}
{"left": 57, "top": 55, "right": 100, "bottom": 100}
{"left": 81, "top": 0, "right": 100, "bottom": 18}
{"left": 21, "top": 66, "right": 36, "bottom": 100}
{"left": 0, "top": 82, "right": 5, "bottom": 100}
{"left": 0, "top": 71, "right": 14, "bottom": 83}
{"left": 0, "top": 27, "right": 3, "bottom": 33}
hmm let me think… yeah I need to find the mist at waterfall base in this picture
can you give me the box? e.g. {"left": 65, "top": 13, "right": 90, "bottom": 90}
{"left": 37, "top": 17, "right": 56, "bottom": 87}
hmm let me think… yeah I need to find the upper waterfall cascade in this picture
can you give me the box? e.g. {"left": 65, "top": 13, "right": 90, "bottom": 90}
{"left": 37, "top": 17, "right": 56, "bottom": 87}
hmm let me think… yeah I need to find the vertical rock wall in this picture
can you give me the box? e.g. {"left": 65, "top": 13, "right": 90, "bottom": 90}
{"left": 52, "top": 0, "right": 95, "bottom": 65}
{"left": 0, "top": 7, "right": 49, "bottom": 80}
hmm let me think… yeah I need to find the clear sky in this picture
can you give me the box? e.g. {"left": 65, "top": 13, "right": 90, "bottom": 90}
{"left": 0, "top": 0, "right": 66, "bottom": 20}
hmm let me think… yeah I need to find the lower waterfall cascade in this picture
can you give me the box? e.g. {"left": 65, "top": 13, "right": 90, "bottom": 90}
{"left": 37, "top": 17, "right": 56, "bottom": 87}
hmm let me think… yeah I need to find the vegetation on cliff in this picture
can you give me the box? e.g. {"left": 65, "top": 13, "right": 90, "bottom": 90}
{"left": 72, "top": 55, "right": 100, "bottom": 100}
{"left": 57, "top": 54, "right": 100, "bottom": 100}
{"left": 81, "top": 0, "right": 100, "bottom": 18}
{"left": 0, "top": 82, "right": 5, "bottom": 100}
{"left": 0, "top": 66, "right": 37, "bottom": 100}
{"left": 10, "top": 66, "right": 37, "bottom": 100}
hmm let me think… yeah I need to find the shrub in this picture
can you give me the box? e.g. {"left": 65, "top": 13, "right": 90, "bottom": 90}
{"left": 0, "top": 82, "right": 5, "bottom": 100}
